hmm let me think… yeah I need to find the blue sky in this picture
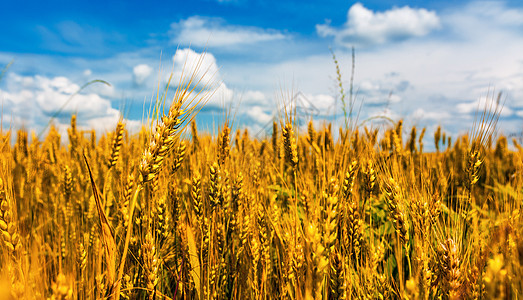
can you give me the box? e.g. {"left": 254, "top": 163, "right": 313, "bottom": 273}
{"left": 1, "top": 0, "right": 523, "bottom": 146}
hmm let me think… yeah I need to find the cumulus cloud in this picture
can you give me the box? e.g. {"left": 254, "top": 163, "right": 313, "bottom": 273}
{"left": 169, "top": 48, "right": 240, "bottom": 110}
{"left": 246, "top": 106, "right": 273, "bottom": 124}
{"left": 365, "top": 107, "right": 399, "bottom": 126}
{"left": 0, "top": 73, "right": 130, "bottom": 132}
{"left": 206, "top": 82, "right": 235, "bottom": 109}
{"left": 299, "top": 93, "right": 335, "bottom": 113}
{"left": 133, "top": 64, "right": 153, "bottom": 86}
{"left": 411, "top": 108, "right": 451, "bottom": 121}
{"left": 170, "top": 16, "right": 286, "bottom": 48}
{"left": 240, "top": 90, "right": 266, "bottom": 103}
{"left": 5, "top": 0, "right": 523, "bottom": 143}
{"left": 166, "top": 48, "right": 279, "bottom": 115}
{"left": 354, "top": 79, "right": 406, "bottom": 106}
{"left": 299, "top": 1, "right": 523, "bottom": 139}
{"left": 171, "top": 48, "right": 220, "bottom": 87}
{"left": 456, "top": 93, "right": 512, "bottom": 117}
{"left": 93, "top": 82, "right": 117, "bottom": 99}
{"left": 317, "top": 2, "right": 440, "bottom": 47}
{"left": 86, "top": 115, "right": 143, "bottom": 134}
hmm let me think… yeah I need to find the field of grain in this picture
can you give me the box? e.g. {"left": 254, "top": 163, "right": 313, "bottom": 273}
{"left": 0, "top": 78, "right": 522, "bottom": 300}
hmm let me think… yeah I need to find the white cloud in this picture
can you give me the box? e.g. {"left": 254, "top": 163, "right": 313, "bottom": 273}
{"left": 0, "top": 73, "right": 132, "bottom": 133}
{"left": 411, "top": 108, "right": 451, "bottom": 121}
{"left": 93, "top": 82, "right": 117, "bottom": 99}
{"left": 317, "top": 2, "right": 440, "bottom": 47}
{"left": 206, "top": 82, "right": 235, "bottom": 108}
{"left": 4, "top": 0, "right": 523, "bottom": 144}
{"left": 293, "top": 1, "right": 523, "bottom": 138}
{"left": 246, "top": 106, "right": 273, "bottom": 124}
{"left": 241, "top": 90, "right": 266, "bottom": 104}
{"left": 167, "top": 49, "right": 278, "bottom": 114}
{"left": 456, "top": 93, "right": 513, "bottom": 117}
{"left": 170, "top": 16, "right": 286, "bottom": 48}
{"left": 365, "top": 107, "right": 399, "bottom": 126}
{"left": 446, "top": 1, "right": 523, "bottom": 40}
{"left": 171, "top": 48, "right": 220, "bottom": 88}
{"left": 300, "top": 93, "right": 335, "bottom": 112}
{"left": 133, "top": 64, "right": 153, "bottom": 86}
{"left": 29, "top": 75, "right": 113, "bottom": 118}
{"left": 215, "top": 0, "right": 523, "bottom": 138}
{"left": 470, "top": 1, "right": 523, "bottom": 25}
{"left": 83, "top": 69, "right": 92, "bottom": 77}
{"left": 357, "top": 79, "right": 404, "bottom": 105}
{"left": 86, "top": 115, "right": 142, "bottom": 134}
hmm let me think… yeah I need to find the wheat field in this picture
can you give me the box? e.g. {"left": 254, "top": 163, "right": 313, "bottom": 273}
{"left": 0, "top": 75, "right": 522, "bottom": 300}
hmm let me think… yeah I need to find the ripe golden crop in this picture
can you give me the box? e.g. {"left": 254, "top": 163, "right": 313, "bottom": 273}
{"left": 0, "top": 89, "right": 522, "bottom": 299}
